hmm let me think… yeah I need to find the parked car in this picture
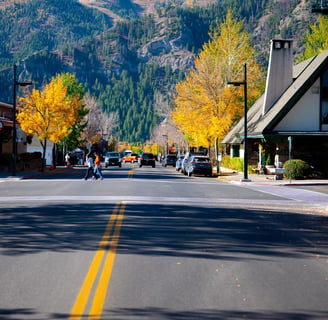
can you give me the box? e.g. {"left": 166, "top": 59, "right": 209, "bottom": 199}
{"left": 175, "top": 155, "right": 185, "bottom": 171}
{"left": 185, "top": 155, "right": 213, "bottom": 177}
{"left": 138, "top": 152, "right": 156, "bottom": 168}
{"left": 104, "top": 152, "right": 122, "bottom": 168}
{"left": 162, "top": 154, "right": 177, "bottom": 167}
{"left": 181, "top": 151, "right": 209, "bottom": 174}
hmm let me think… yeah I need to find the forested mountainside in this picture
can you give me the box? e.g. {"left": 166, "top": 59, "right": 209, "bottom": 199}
{"left": 0, "top": 0, "right": 318, "bottom": 143}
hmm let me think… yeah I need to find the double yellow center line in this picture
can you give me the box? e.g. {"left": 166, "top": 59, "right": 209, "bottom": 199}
{"left": 128, "top": 163, "right": 135, "bottom": 178}
{"left": 69, "top": 202, "right": 126, "bottom": 320}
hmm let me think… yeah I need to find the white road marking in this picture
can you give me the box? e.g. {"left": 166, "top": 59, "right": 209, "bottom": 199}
{"left": 0, "top": 195, "right": 323, "bottom": 208}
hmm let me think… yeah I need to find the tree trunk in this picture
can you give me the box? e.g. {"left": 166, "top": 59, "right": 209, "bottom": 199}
{"left": 214, "top": 137, "right": 218, "bottom": 166}
{"left": 52, "top": 144, "right": 56, "bottom": 169}
{"left": 40, "top": 138, "right": 47, "bottom": 172}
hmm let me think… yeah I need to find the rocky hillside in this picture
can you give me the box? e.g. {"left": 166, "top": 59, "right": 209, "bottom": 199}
{"left": 79, "top": 0, "right": 218, "bottom": 17}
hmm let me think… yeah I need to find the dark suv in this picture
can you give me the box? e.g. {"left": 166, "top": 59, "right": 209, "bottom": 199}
{"left": 138, "top": 152, "right": 156, "bottom": 168}
{"left": 185, "top": 155, "right": 212, "bottom": 177}
{"left": 104, "top": 152, "right": 122, "bottom": 168}
{"left": 162, "top": 154, "right": 177, "bottom": 167}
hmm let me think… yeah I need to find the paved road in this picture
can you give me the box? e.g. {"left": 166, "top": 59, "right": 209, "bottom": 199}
{"left": 0, "top": 163, "right": 328, "bottom": 319}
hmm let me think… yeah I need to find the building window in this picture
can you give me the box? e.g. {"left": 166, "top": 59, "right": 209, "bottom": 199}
{"left": 321, "top": 69, "right": 328, "bottom": 129}
{"left": 232, "top": 145, "right": 240, "bottom": 158}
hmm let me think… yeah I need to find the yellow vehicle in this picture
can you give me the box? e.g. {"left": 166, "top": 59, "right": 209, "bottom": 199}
{"left": 122, "top": 153, "right": 139, "bottom": 163}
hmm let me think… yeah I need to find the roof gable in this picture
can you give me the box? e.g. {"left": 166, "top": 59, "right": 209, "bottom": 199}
{"left": 222, "top": 50, "right": 328, "bottom": 144}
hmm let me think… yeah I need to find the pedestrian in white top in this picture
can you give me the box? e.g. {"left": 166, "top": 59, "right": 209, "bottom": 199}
{"left": 83, "top": 153, "right": 98, "bottom": 180}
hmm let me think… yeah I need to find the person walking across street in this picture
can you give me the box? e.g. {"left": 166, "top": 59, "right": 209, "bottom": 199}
{"left": 94, "top": 152, "right": 103, "bottom": 180}
{"left": 84, "top": 153, "right": 98, "bottom": 180}
{"left": 65, "top": 153, "right": 70, "bottom": 167}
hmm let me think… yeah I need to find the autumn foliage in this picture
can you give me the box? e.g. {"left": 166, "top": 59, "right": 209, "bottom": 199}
{"left": 17, "top": 74, "right": 84, "bottom": 167}
{"left": 297, "top": 15, "right": 328, "bottom": 62}
{"left": 171, "top": 11, "right": 265, "bottom": 148}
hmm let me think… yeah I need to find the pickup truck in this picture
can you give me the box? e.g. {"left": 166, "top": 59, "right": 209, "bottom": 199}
{"left": 104, "top": 152, "right": 122, "bottom": 167}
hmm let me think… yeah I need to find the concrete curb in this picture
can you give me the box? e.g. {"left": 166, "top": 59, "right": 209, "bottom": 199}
{"left": 217, "top": 172, "right": 328, "bottom": 186}
{"left": 0, "top": 166, "right": 76, "bottom": 181}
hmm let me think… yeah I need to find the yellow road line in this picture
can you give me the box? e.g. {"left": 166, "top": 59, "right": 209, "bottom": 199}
{"left": 128, "top": 163, "right": 135, "bottom": 178}
{"left": 88, "top": 203, "right": 125, "bottom": 320}
{"left": 69, "top": 202, "right": 124, "bottom": 320}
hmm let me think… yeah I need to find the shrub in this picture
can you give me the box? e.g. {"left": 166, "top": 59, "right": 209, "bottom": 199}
{"left": 221, "top": 156, "right": 244, "bottom": 172}
{"left": 20, "top": 153, "right": 33, "bottom": 162}
{"left": 20, "top": 152, "right": 42, "bottom": 162}
{"left": 221, "top": 155, "right": 231, "bottom": 168}
{"left": 0, "top": 153, "right": 11, "bottom": 166}
{"left": 230, "top": 157, "right": 244, "bottom": 172}
{"left": 33, "top": 152, "right": 42, "bottom": 159}
{"left": 283, "top": 159, "right": 311, "bottom": 180}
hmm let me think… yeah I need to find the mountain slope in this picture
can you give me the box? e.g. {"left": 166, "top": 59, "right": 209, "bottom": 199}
{"left": 0, "top": 0, "right": 317, "bottom": 143}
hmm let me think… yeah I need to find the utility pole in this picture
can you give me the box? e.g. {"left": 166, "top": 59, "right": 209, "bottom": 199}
{"left": 12, "top": 64, "right": 32, "bottom": 176}
{"left": 227, "top": 63, "right": 250, "bottom": 182}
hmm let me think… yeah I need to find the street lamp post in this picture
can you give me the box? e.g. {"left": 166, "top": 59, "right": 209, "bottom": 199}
{"left": 227, "top": 63, "right": 250, "bottom": 182}
{"left": 12, "top": 64, "right": 32, "bottom": 176}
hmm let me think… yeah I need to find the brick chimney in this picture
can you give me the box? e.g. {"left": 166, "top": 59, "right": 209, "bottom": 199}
{"left": 262, "top": 39, "right": 293, "bottom": 115}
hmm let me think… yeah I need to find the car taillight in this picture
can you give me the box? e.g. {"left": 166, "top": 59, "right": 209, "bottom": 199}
{"left": 140, "top": 157, "right": 143, "bottom": 160}
{"left": 190, "top": 161, "right": 195, "bottom": 165}
{"left": 152, "top": 158, "right": 155, "bottom": 160}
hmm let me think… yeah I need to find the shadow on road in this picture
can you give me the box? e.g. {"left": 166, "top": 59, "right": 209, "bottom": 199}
{"left": 0, "top": 308, "right": 327, "bottom": 320}
{"left": 1, "top": 202, "right": 328, "bottom": 319}
{"left": 1, "top": 202, "right": 327, "bottom": 259}
{"left": 100, "top": 308, "right": 328, "bottom": 320}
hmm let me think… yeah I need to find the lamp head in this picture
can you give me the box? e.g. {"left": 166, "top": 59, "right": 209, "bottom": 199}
{"left": 311, "top": 6, "right": 328, "bottom": 14}
{"left": 17, "top": 81, "right": 33, "bottom": 87}
{"left": 227, "top": 81, "right": 244, "bottom": 87}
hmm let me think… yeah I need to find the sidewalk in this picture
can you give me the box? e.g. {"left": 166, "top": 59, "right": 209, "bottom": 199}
{"left": 217, "top": 168, "right": 328, "bottom": 186}
{"left": 0, "top": 166, "right": 74, "bottom": 181}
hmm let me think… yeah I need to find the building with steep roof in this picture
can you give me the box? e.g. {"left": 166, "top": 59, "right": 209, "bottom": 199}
{"left": 0, "top": 101, "right": 30, "bottom": 171}
{"left": 222, "top": 40, "right": 328, "bottom": 176}
{"left": 0, "top": 102, "right": 27, "bottom": 156}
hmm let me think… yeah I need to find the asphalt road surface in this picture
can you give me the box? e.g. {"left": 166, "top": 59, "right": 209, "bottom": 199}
{"left": 0, "top": 163, "right": 328, "bottom": 320}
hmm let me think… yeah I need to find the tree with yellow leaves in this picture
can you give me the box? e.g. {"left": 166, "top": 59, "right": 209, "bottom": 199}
{"left": 58, "top": 73, "right": 88, "bottom": 152}
{"left": 17, "top": 75, "right": 83, "bottom": 170}
{"left": 172, "top": 10, "right": 265, "bottom": 151}
{"left": 297, "top": 15, "right": 328, "bottom": 62}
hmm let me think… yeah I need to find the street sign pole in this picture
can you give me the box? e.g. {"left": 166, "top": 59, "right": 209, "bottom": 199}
{"left": 288, "top": 136, "right": 293, "bottom": 184}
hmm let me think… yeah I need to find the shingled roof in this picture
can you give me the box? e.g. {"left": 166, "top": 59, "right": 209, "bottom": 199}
{"left": 222, "top": 50, "right": 328, "bottom": 144}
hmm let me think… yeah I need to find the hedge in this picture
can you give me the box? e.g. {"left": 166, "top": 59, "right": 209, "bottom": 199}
{"left": 283, "top": 159, "right": 311, "bottom": 180}
{"left": 221, "top": 156, "right": 244, "bottom": 172}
